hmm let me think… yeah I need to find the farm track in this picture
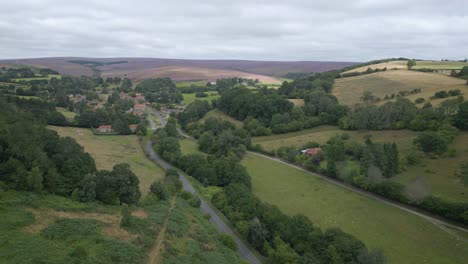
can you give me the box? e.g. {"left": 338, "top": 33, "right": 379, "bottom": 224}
{"left": 147, "top": 197, "right": 177, "bottom": 264}
{"left": 247, "top": 151, "right": 468, "bottom": 241}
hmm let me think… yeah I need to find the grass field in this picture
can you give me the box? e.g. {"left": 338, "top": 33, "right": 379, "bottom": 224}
{"left": 48, "top": 126, "right": 164, "bottom": 195}
{"left": 182, "top": 91, "right": 220, "bottom": 105}
{"left": 56, "top": 107, "right": 77, "bottom": 120}
{"left": 252, "top": 125, "right": 416, "bottom": 152}
{"left": 343, "top": 60, "right": 468, "bottom": 74}
{"left": 175, "top": 80, "right": 208, "bottom": 87}
{"left": 11, "top": 74, "right": 61, "bottom": 82}
{"left": 201, "top": 109, "right": 243, "bottom": 128}
{"left": 179, "top": 139, "right": 202, "bottom": 155}
{"left": 393, "top": 132, "right": 468, "bottom": 203}
{"left": 333, "top": 70, "right": 468, "bottom": 106}
{"left": 241, "top": 153, "right": 468, "bottom": 264}
{"left": 288, "top": 98, "right": 305, "bottom": 106}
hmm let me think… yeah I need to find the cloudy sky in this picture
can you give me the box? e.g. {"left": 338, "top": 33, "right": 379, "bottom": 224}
{"left": 1, "top": 0, "right": 467, "bottom": 61}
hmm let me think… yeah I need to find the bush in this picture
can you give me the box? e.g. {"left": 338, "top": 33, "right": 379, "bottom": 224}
{"left": 433, "top": 91, "right": 449, "bottom": 99}
{"left": 189, "top": 196, "right": 201, "bottom": 208}
{"left": 150, "top": 181, "right": 168, "bottom": 200}
{"left": 218, "top": 234, "right": 238, "bottom": 251}
{"left": 195, "top": 92, "right": 208, "bottom": 98}
{"left": 414, "top": 98, "right": 425, "bottom": 104}
{"left": 179, "top": 190, "right": 193, "bottom": 200}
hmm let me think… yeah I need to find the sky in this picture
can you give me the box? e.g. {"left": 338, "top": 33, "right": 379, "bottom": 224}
{"left": 1, "top": 0, "right": 467, "bottom": 62}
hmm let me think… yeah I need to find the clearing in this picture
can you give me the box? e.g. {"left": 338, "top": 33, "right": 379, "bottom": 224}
{"left": 182, "top": 91, "right": 220, "bottom": 105}
{"left": 241, "top": 153, "right": 468, "bottom": 264}
{"left": 333, "top": 70, "right": 468, "bottom": 106}
{"left": 288, "top": 99, "right": 305, "bottom": 106}
{"left": 56, "top": 107, "right": 77, "bottom": 120}
{"left": 49, "top": 126, "right": 164, "bottom": 195}
{"left": 201, "top": 109, "right": 244, "bottom": 128}
{"left": 252, "top": 125, "right": 416, "bottom": 152}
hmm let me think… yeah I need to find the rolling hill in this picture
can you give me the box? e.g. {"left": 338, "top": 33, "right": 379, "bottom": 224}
{"left": 333, "top": 69, "right": 468, "bottom": 106}
{"left": 0, "top": 57, "right": 356, "bottom": 83}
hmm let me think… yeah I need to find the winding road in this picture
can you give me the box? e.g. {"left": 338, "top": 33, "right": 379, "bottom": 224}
{"left": 144, "top": 140, "right": 261, "bottom": 264}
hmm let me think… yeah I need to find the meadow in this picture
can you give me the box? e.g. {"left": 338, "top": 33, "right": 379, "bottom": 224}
{"left": 252, "top": 125, "right": 416, "bottom": 152}
{"left": 343, "top": 60, "right": 468, "bottom": 74}
{"left": 241, "top": 153, "right": 468, "bottom": 264}
{"left": 179, "top": 138, "right": 202, "bottom": 155}
{"left": 182, "top": 91, "right": 220, "bottom": 105}
{"left": 333, "top": 70, "right": 468, "bottom": 106}
{"left": 48, "top": 126, "right": 164, "bottom": 195}
{"left": 200, "top": 109, "right": 244, "bottom": 128}
{"left": 56, "top": 107, "right": 77, "bottom": 120}
{"left": 393, "top": 132, "right": 468, "bottom": 203}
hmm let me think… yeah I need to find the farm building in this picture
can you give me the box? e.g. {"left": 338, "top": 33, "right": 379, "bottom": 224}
{"left": 301, "top": 148, "right": 321, "bottom": 156}
{"left": 97, "top": 125, "right": 113, "bottom": 133}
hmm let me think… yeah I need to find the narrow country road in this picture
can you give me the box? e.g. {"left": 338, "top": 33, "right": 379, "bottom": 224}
{"left": 147, "top": 107, "right": 167, "bottom": 127}
{"left": 247, "top": 151, "right": 468, "bottom": 239}
{"left": 145, "top": 140, "right": 262, "bottom": 264}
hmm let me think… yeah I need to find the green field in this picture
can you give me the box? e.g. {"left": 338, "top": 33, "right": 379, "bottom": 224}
{"left": 242, "top": 153, "right": 468, "bottom": 264}
{"left": 252, "top": 125, "right": 416, "bottom": 152}
{"left": 56, "top": 107, "right": 77, "bottom": 120}
{"left": 201, "top": 109, "right": 243, "bottom": 128}
{"left": 11, "top": 74, "right": 61, "bottom": 82}
{"left": 49, "top": 126, "right": 164, "bottom": 195}
{"left": 333, "top": 70, "right": 468, "bottom": 106}
{"left": 179, "top": 139, "right": 202, "bottom": 155}
{"left": 182, "top": 91, "right": 220, "bottom": 105}
{"left": 393, "top": 132, "right": 468, "bottom": 203}
{"left": 175, "top": 80, "right": 208, "bottom": 87}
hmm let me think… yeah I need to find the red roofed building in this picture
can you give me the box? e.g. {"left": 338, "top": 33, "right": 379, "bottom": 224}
{"left": 97, "top": 125, "right": 113, "bottom": 133}
{"left": 129, "top": 124, "right": 138, "bottom": 133}
{"left": 301, "top": 148, "right": 321, "bottom": 156}
{"left": 133, "top": 104, "right": 146, "bottom": 116}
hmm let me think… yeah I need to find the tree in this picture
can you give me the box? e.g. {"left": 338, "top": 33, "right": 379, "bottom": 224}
{"left": 150, "top": 180, "right": 168, "bottom": 200}
{"left": 27, "top": 167, "right": 43, "bottom": 192}
{"left": 120, "top": 203, "right": 131, "bottom": 227}
{"left": 96, "top": 163, "right": 141, "bottom": 205}
{"left": 361, "top": 91, "right": 376, "bottom": 103}
{"left": 79, "top": 174, "right": 96, "bottom": 202}
{"left": 113, "top": 118, "right": 131, "bottom": 135}
{"left": 268, "top": 237, "right": 300, "bottom": 264}
{"left": 407, "top": 59, "right": 416, "bottom": 69}
{"left": 247, "top": 218, "right": 268, "bottom": 249}
{"left": 413, "top": 132, "right": 448, "bottom": 154}
{"left": 454, "top": 101, "right": 468, "bottom": 130}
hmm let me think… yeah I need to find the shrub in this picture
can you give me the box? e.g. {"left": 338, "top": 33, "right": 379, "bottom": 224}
{"left": 189, "top": 196, "right": 201, "bottom": 208}
{"left": 414, "top": 98, "right": 425, "bottom": 104}
{"left": 433, "top": 91, "right": 449, "bottom": 99}
{"left": 179, "top": 190, "right": 193, "bottom": 200}
{"left": 150, "top": 181, "right": 168, "bottom": 200}
{"left": 120, "top": 203, "right": 131, "bottom": 227}
{"left": 218, "top": 234, "right": 238, "bottom": 251}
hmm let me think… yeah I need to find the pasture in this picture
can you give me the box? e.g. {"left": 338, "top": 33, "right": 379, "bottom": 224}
{"left": 333, "top": 70, "right": 468, "bottom": 106}
{"left": 343, "top": 60, "right": 468, "bottom": 74}
{"left": 252, "top": 125, "right": 416, "bottom": 152}
{"left": 56, "top": 107, "right": 77, "bottom": 120}
{"left": 201, "top": 109, "right": 244, "bottom": 128}
{"left": 182, "top": 91, "right": 220, "bottom": 105}
{"left": 48, "top": 126, "right": 164, "bottom": 195}
{"left": 393, "top": 132, "right": 468, "bottom": 203}
{"left": 242, "top": 153, "right": 468, "bottom": 264}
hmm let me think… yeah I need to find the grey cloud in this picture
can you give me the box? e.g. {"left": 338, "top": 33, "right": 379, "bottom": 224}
{"left": 0, "top": 0, "right": 467, "bottom": 61}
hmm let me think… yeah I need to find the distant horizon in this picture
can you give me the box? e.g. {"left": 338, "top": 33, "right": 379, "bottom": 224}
{"left": 2, "top": 56, "right": 467, "bottom": 64}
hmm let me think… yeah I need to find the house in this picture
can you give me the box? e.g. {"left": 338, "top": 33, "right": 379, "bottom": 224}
{"left": 133, "top": 104, "right": 146, "bottom": 116}
{"left": 129, "top": 124, "right": 138, "bottom": 133}
{"left": 301, "top": 148, "right": 321, "bottom": 156}
{"left": 69, "top": 94, "right": 86, "bottom": 103}
{"left": 97, "top": 125, "right": 113, "bottom": 133}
